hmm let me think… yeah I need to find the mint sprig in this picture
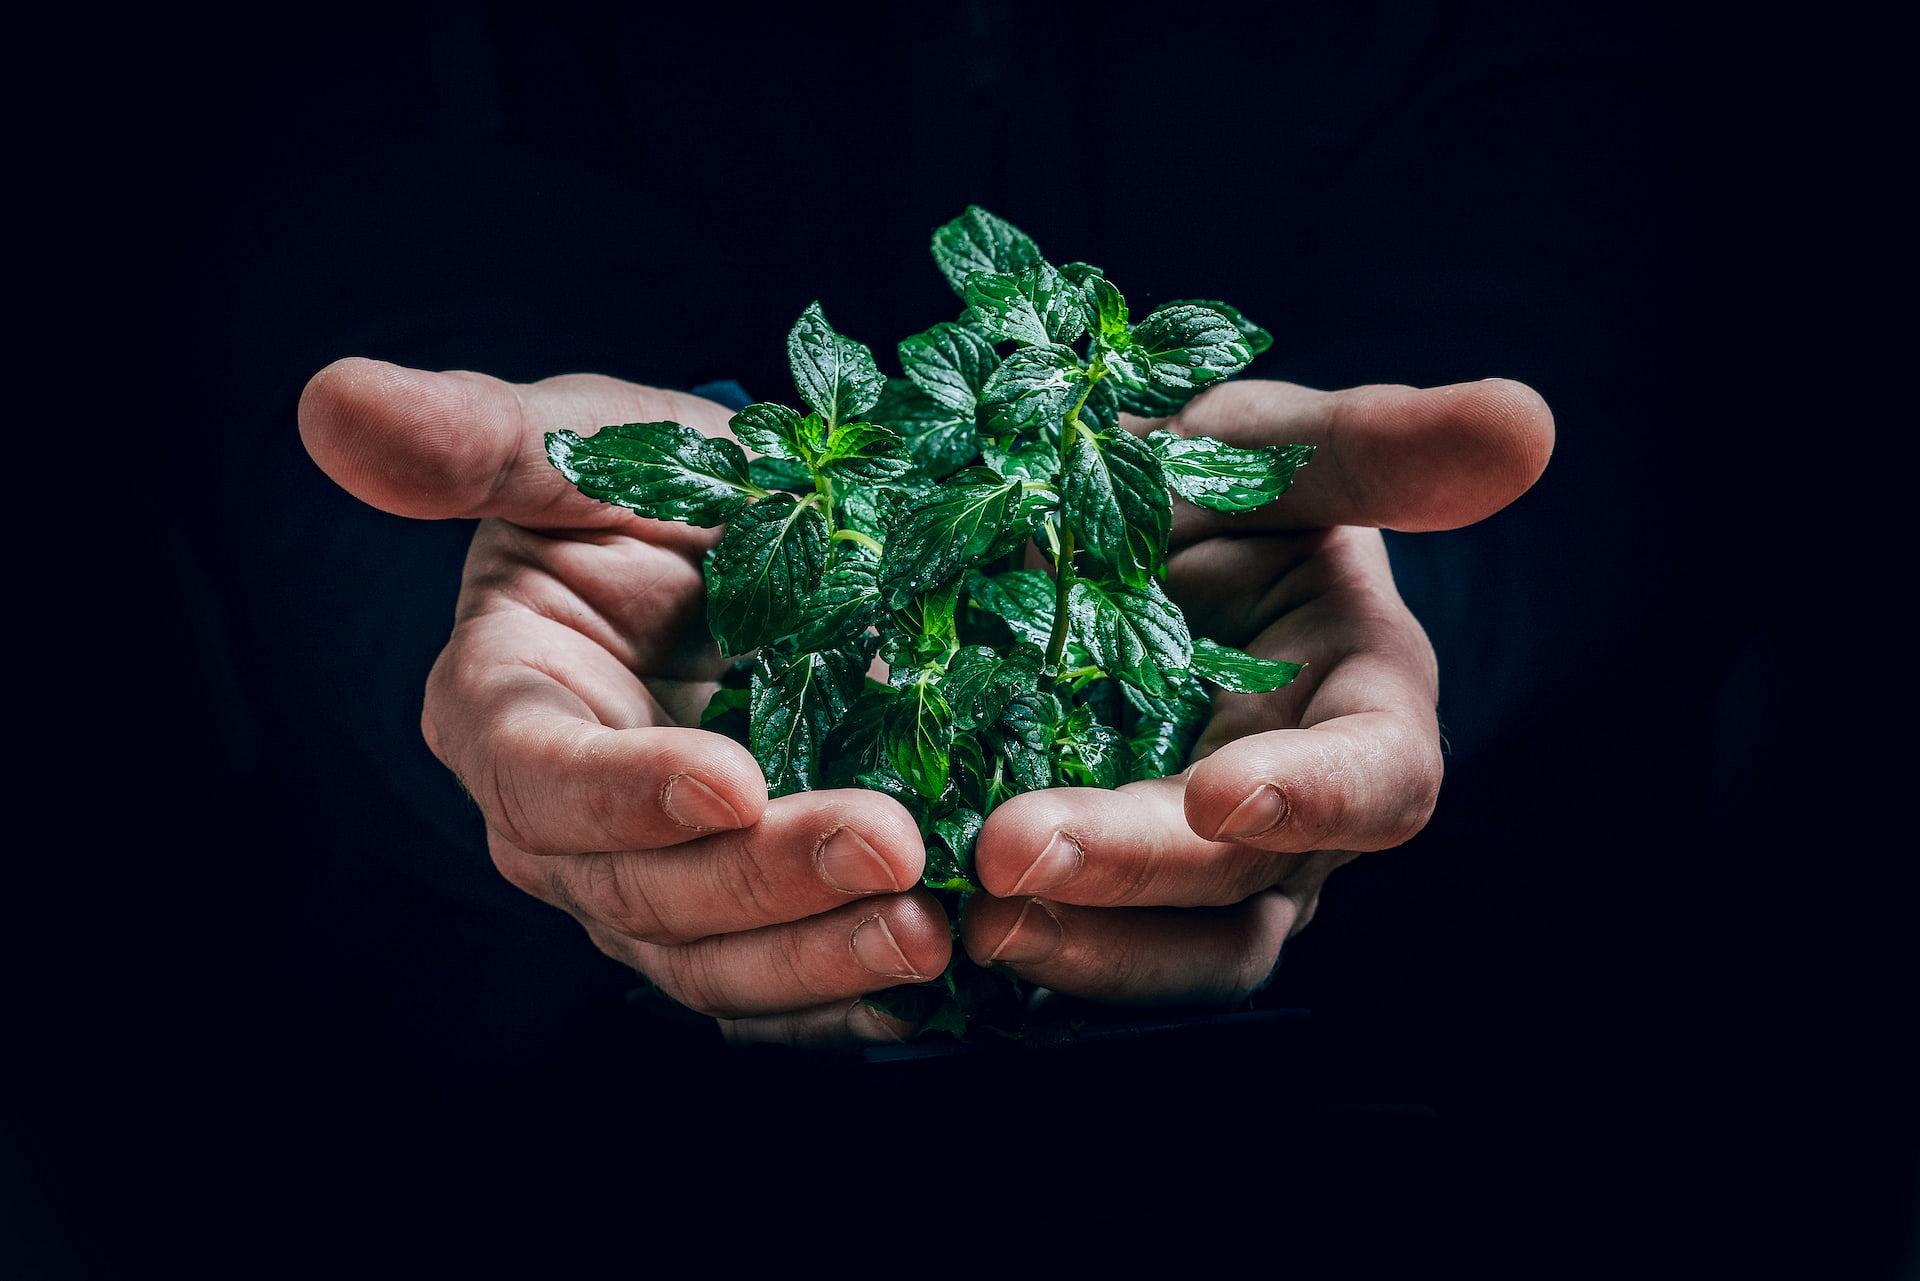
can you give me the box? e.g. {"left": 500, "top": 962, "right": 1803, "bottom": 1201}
{"left": 544, "top": 206, "right": 1314, "bottom": 1041}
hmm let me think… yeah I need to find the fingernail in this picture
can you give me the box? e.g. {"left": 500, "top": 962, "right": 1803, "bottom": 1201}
{"left": 660, "top": 773, "right": 742, "bottom": 831}
{"left": 847, "top": 1000, "right": 910, "bottom": 1043}
{"left": 815, "top": 826, "right": 900, "bottom": 895}
{"left": 987, "top": 898, "right": 1064, "bottom": 966}
{"left": 1216, "top": 784, "right": 1288, "bottom": 839}
{"left": 1011, "top": 831, "right": 1083, "bottom": 895}
{"left": 850, "top": 915, "right": 922, "bottom": 980}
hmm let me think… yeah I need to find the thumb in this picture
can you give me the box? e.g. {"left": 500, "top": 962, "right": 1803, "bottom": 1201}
{"left": 298, "top": 357, "right": 733, "bottom": 528}
{"left": 1150, "top": 377, "right": 1556, "bottom": 532}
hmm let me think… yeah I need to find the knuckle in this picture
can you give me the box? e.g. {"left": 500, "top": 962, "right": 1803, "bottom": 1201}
{"left": 652, "top": 947, "right": 737, "bottom": 1020}
{"left": 488, "top": 838, "right": 551, "bottom": 901}
{"left": 586, "top": 855, "right": 679, "bottom": 945}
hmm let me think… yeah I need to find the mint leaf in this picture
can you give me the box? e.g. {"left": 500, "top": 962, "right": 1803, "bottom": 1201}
{"left": 788, "top": 302, "right": 885, "bottom": 427}
{"left": 1124, "top": 672, "right": 1211, "bottom": 778}
{"left": 751, "top": 642, "right": 865, "bottom": 797}
{"left": 963, "top": 264, "right": 1088, "bottom": 347}
{"left": 793, "top": 554, "right": 883, "bottom": 652}
{"left": 993, "top": 690, "right": 1062, "bottom": 794}
{"left": 978, "top": 345, "right": 1083, "bottom": 436}
{"left": 729, "top": 402, "right": 808, "bottom": 463}
{"left": 1066, "top": 577, "right": 1192, "bottom": 696}
{"left": 877, "top": 469, "right": 1029, "bottom": 608}
{"left": 1055, "top": 705, "right": 1124, "bottom": 789}
{"left": 1163, "top": 298, "right": 1273, "bottom": 356}
{"left": 706, "top": 494, "right": 829, "bottom": 655}
{"left": 966, "top": 569, "right": 1054, "bottom": 647}
{"left": 816, "top": 420, "right": 912, "bottom": 483}
{"left": 545, "top": 422, "right": 757, "bottom": 526}
{"left": 869, "top": 380, "right": 976, "bottom": 479}
{"left": 926, "top": 807, "right": 984, "bottom": 893}
{"left": 1191, "top": 637, "right": 1304, "bottom": 692}
{"left": 699, "top": 685, "right": 752, "bottom": 745}
{"left": 942, "top": 643, "right": 1045, "bottom": 731}
{"left": 1086, "top": 274, "right": 1128, "bottom": 338}
{"left": 981, "top": 437, "right": 1060, "bottom": 482}
{"left": 1061, "top": 426, "right": 1171, "bottom": 588}
{"left": 931, "top": 206, "right": 1043, "bottom": 295}
{"left": 899, "top": 321, "right": 1000, "bottom": 416}
{"left": 748, "top": 455, "right": 812, "bottom": 493}
{"left": 1148, "top": 431, "right": 1314, "bottom": 513}
{"left": 1131, "top": 303, "right": 1254, "bottom": 390}
{"left": 885, "top": 676, "right": 954, "bottom": 801}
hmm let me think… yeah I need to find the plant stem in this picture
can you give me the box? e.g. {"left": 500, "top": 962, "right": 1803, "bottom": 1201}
{"left": 1041, "top": 367, "right": 1103, "bottom": 685}
{"left": 831, "top": 527, "right": 884, "bottom": 555}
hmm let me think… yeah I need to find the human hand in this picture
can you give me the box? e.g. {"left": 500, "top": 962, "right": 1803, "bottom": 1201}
{"left": 300, "top": 359, "right": 950, "bottom": 1048}
{"left": 961, "top": 378, "right": 1554, "bottom": 1007}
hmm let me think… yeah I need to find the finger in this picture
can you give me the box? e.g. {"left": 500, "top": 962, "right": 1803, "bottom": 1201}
{"left": 617, "top": 893, "right": 954, "bottom": 1021}
{"left": 424, "top": 617, "right": 766, "bottom": 854}
{"left": 974, "top": 776, "right": 1283, "bottom": 908}
{"left": 1149, "top": 377, "right": 1554, "bottom": 532}
{"left": 961, "top": 893, "right": 1296, "bottom": 1006}
{"left": 504, "top": 790, "right": 926, "bottom": 944}
{"left": 299, "top": 357, "right": 734, "bottom": 530}
{"left": 718, "top": 999, "right": 914, "bottom": 1049}
{"left": 1184, "top": 707, "right": 1442, "bottom": 854}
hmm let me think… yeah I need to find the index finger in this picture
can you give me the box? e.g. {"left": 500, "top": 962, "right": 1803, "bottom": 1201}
{"left": 1142, "top": 377, "right": 1554, "bottom": 533}
{"left": 299, "top": 357, "right": 735, "bottom": 531}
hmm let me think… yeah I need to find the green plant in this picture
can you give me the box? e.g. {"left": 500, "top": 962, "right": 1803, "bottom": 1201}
{"left": 545, "top": 207, "right": 1312, "bottom": 1037}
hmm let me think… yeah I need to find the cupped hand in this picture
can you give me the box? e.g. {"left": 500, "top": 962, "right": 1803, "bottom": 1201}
{"left": 961, "top": 378, "right": 1555, "bottom": 1006}
{"left": 300, "top": 359, "right": 950, "bottom": 1048}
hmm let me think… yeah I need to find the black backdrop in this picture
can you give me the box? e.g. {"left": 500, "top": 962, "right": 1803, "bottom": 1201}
{"left": 12, "top": 0, "right": 1851, "bottom": 1270}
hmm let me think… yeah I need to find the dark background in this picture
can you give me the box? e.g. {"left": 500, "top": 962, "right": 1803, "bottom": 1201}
{"left": 11, "top": 0, "right": 1884, "bottom": 1272}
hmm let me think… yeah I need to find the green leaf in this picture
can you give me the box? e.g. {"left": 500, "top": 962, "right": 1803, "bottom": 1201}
{"left": 788, "top": 302, "right": 885, "bottom": 427}
{"left": 925, "top": 807, "right": 984, "bottom": 893}
{"left": 1191, "top": 637, "right": 1305, "bottom": 693}
{"left": 1086, "top": 274, "right": 1128, "bottom": 337}
{"left": 969, "top": 569, "right": 1058, "bottom": 646}
{"left": 942, "top": 643, "right": 1045, "bottom": 731}
{"left": 1123, "top": 672, "right": 1212, "bottom": 779}
{"left": 793, "top": 553, "right": 884, "bottom": 652}
{"left": 699, "top": 685, "right": 751, "bottom": 744}
{"left": 877, "top": 469, "right": 1029, "bottom": 608}
{"left": 1061, "top": 426, "right": 1171, "bottom": 588}
{"left": 963, "top": 264, "right": 1088, "bottom": 347}
{"left": 978, "top": 345, "right": 1084, "bottom": 436}
{"left": 750, "top": 642, "right": 867, "bottom": 797}
{"left": 1147, "top": 431, "right": 1314, "bottom": 513}
{"left": 1058, "top": 260, "right": 1103, "bottom": 286}
{"left": 1066, "top": 578, "right": 1192, "bottom": 696}
{"left": 1113, "top": 377, "right": 1203, "bottom": 420}
{"left": 993, "top": 690, "right": 1062, "bottom": 794}
{"left": 981, "top": 437, "right": 1059, "bottom": 482}
{"left": 1130, "top": 303, "right": 1254, "bottom": 390}
{"left": 729, "top": 402, "right": 809, "bottom": 463}
{"left": 748, "top": 455, "right": 813, "bottom": 493}
{"left": 1055, "top": 706, "right": 1124, "bottom": 789}
{"left": 706, "top": 494, "right": 829, "bottom": 655}
{"left": 821, "top": 684, "right": 893, "bottom": 788}
{"left": 816, "top": 420, "right": 912, "bottom": 483}
{"left": 1163, "top": 298, "right": 1273, "bottom": 357}
{"left": 869, "top": 380, "right": 976, "bottom": 479}
{"left": 898, "top": 321, "right": 1001, "bottom": 416}
{"left": 884, "top": 675, "right": 954, "bottom": 801}
{"left": 545, "top": 422, "right": 758, "bottom": 527}
{"left": 931, "top": 205, "right": 1043, "bottom": 296}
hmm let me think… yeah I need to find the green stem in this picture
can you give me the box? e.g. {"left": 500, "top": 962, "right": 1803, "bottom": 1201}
{"left": 831, "top": 527, "right": 884, "bottom": 555}
{"left": 1041, "top": 367, "right": 1103, "bottom": 685}
{"left": 814, "top": 470, "right": 838, "bottom": 541}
